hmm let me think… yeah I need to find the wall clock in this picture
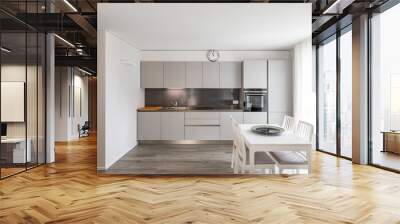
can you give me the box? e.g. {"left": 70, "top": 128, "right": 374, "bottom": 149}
{"left": 207, "top": 49, "right": 220, "bottom": 62}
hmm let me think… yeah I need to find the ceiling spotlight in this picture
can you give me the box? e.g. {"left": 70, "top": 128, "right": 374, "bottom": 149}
{"left": 54, "top": 34, "right": 75, "bottom": 48}
{"left": 63, "top": 0, "right": 78, "bottom": 12}
{"left": 78, "top": 67, "right": 93, "bottom": 76}
{"left": 1, "top": 47, "right": 11, "bottom": 53}
{"left": 322, "top": 0, "right": 354, "bottom": 15}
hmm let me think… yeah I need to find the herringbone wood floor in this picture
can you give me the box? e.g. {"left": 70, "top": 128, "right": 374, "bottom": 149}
{"left": 1, "top": 135, "right": 400, "bottom": 224}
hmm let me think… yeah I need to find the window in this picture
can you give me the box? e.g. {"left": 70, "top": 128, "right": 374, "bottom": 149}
{"left": 370, "top": 3, "right": 400, "bottom": 171}
{"left": 318, "top": 37, "right": 337, "bottom": 154}
{"left": 340, "top": 29, "right": 352, "bottom": 158}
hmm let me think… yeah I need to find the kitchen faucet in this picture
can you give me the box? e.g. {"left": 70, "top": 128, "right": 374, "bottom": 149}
{"left": 171, "top": 100, "right": 179, "bottom": 107}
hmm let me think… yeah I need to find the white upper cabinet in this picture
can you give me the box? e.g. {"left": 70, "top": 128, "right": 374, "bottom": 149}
{"left": 186, "top": 62, "right": 203, "bottom": 88}
{"left": 268, "top": 59, "right": 292, "bottom": 113}
{"left": 202, "top": 62, "right": 220, "bottom": 88}
{"left": 140, "top": 61, "right": 244, "bottom": 89}
{"left": 164, "top": 62, "right": 186, "bottom": 88}
{"left": 220, "top": 62, "right": 242, "bottom": 88}
{"left": 140, "top": 62, "right": 164, "bottom": 88}
{"left": 243, "top": 60, "right": 268, "bottom": 89}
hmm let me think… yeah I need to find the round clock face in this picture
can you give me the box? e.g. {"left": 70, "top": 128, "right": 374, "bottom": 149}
{"left": 207, "top": 50, "right": 220, "bottom": 62}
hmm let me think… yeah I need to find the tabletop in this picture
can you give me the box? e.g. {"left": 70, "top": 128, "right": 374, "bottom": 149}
{"left": 239, "top": 124, "right": 311, "bottom": 147}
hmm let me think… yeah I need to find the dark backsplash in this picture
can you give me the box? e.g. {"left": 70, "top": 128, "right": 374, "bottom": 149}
{"left": 145, "top": 89, "right": 242, "bottom": 109}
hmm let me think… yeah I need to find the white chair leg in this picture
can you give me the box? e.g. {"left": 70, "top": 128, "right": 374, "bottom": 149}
{"left": 231, "top": 151, "right": 235, "bottom": 168}
{"left": 233, "top": 163, "right": 239, "bottom": 174}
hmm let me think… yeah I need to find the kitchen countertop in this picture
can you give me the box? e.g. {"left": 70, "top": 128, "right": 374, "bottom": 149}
{"left": 137, "top": 107, "right": 244, "bottom": 112}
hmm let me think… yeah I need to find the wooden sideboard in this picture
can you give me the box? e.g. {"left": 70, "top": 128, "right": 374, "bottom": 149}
{"left": 382, "top": 131, "right": 400, "bottom": 154}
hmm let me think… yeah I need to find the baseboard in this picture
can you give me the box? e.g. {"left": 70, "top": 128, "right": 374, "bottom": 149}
{"left": 97, "top": 166, "right": 106, "bottom": 171}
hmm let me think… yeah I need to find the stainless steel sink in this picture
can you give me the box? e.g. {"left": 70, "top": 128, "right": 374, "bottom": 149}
{"left": 164, "top": 107, "right": 188, "bottom": 111}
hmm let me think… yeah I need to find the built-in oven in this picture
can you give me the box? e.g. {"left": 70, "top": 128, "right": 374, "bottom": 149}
{"left": 243, "top": 89, "right": 268, "bottom": 112}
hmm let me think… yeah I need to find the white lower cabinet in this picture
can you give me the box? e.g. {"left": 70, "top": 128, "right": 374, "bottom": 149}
{"left": 243, "top": 112, "right": 268, "bottom": 124}
{"left": 184, "top": 112, "right": 220, "bottom": 140}
{"left": 139, "top": 111, "right": 259, "bottom": 141}
{"left": 138, "top": 112, "right": 161, "bottom": 140}
{"left": 220, "top": 112, "right": 243, "bottom": 140}
{"left": 185, "top": 126, "right": 220, "bottom": 140}
{"left": 161, "top": 112, "right": 185, "bottom": 140}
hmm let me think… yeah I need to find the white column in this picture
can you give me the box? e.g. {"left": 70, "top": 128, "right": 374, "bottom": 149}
{"left": 46, "top": 33, "right": 55, "bottom": 163}
{"left": 352, "top": 14, "right": 369, "bottom": 164}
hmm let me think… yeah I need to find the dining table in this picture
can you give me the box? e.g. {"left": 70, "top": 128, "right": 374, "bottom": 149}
{"left": 239, "top": 124, "right": 313, "bottom": 174}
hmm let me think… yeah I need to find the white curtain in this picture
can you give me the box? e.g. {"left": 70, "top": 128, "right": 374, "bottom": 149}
{"left": 292, "top": 37, "right": 316, "bottom": 146}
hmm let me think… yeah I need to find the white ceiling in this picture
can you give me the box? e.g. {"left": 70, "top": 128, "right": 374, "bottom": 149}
{"left": 98, "top": 3, "right": 311, "bottom": 51}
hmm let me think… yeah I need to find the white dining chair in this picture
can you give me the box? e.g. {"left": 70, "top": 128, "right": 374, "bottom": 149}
{"left": 231, "top": 117, "right": 238, "bottom": 168}
{"left": 270, "top": 120, "right": 314, "bottom": 174}
{"left": 295, "top": 120, "right": 314, "bottom": 143}
{"left": 231, "top": 117, "right": 275, "bottom": 174}
{"left": 281, "top": 115, "right": 296, "bottom": 132}
{"left": 231, "top": 117, "right": 246, "bottom": 174}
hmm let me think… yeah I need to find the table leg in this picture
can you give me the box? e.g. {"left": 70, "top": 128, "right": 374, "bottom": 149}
{"left": 249, "top": 148, "right": 255, "bottom": 173}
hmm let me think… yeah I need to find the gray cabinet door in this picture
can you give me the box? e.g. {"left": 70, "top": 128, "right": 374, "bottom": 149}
{"left": 243, "top": 60, "right": 267, "bottom": 89}
{"left": 164, "top": 62, "right": 186, "bottom": 88}
{"left": 220, "top": 62, "right": 242, "bottom": 88}
{"left": 243, "top": 112, "right": 268, "bottom": 124}
{"left": 161, "top": 112, "right": 185, "bottom": 140}
{"left": 268, "top": 60, "right": 292, "bottom": 113}
{"left": 186, "top": 62, "right": 203, "bottom": 88}
{"left": 220, "top": 112, "right": 243, "bottom": 140}
{"left": 202, "top": 62, "right": 220, "bottom": 88}
{"left": 138, "top": 112, "right": 161, "bottom": 140}
{"left": 140, "top": 62, "right": 164, "bottom": 88}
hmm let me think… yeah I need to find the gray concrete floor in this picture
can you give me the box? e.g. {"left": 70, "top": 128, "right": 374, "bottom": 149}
{"left": 105, "top": 144, "right": 234, "bottom": 175}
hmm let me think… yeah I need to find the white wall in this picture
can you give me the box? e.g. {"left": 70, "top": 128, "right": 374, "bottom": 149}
{"left": 54, "top": 67, "right": 89, "bottom": 141}
{"left": 97, "top": 30, "right": 143, "bottom": 170}
{"left": 141, "top": 50, "right": 290, "bottom": 61}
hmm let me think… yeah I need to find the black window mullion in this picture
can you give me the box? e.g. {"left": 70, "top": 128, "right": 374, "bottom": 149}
{"left": 0, "top": 30, "right": 2, "bottom": 179}
{"left": 24, "top": 0, "right": 28, "bottom": 171}
{"left": 336, "top": 30, "right": 341, "bottom": 157}
{"left": 316, "top": 45, "right": 320, "bottom": 151}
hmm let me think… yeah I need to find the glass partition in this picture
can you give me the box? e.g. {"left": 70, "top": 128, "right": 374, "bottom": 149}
{"left": 0, "top": 3, "right": 46, "bottom": 179}
{"left": 0, "top": 31, "right": 28, "bottom": 177}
